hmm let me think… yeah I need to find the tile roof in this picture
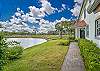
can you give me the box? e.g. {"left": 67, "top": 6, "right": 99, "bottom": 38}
{"left": 75, "top": 20, "right": 87, "bottom": 28}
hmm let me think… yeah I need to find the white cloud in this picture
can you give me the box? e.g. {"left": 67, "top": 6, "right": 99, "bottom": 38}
{"left": 22, "top": 22, "right": 28, "bottom": 27}
{"left": 41, "top": 1, "right": 55, "bottom": 15}
{"left": 39, "top": 17, "right": 70, "bottom": 33}
{"left": 62, "top": 4, "right": 66, "bottom": 10}
{"left": 0, "top": 16, "right": 69, "bottom": 33}
{"left": 28, "top": 0, "right": 56, "bottom": 18}
{"left": 40, "top": 0, "right": 66, "bottom": 14}
{"left": 21, "top": 14, "right": 28, "bottom": 22}
{"left": 17, "top": 8, "right": 21, "bottom": 11}
{"left": 55, "top": 17, "right": 68, "bottom": 23}
{"left": 38, "top": 18, "right": 58, "bottom": 33}
{"left": 57, "top": 4, "right": 66, "bottom": 13}
{"left": 15, "top": 8, "right": 24, "bottom": 17}
{"left": 61, "top": 17, "right": 67, "bottom": 21}
{"left": 74, "top": 0, "right": 83, "bottom": 4}
{"left": 0, "top": 0, "right": 69, "bottom": 33}
{"left": 28, "top": 6, "right": 44, "bottom": 18}
{"left": 68, "top": 8, "right": 70, "bottom": 10}
{"left": 0, "top": 9, "right": 35, "bottom": 33}
{"left": 71, "top": 3, "right": 81, "bottom": 17}
{"left": 15, "top": 12, "right": 21, "bottom": 17}
{"left": 71, "top": 0, "right": 83, "bottom": 17}
{"left": 28, "top": 17, "right": 34, "bottom": 23}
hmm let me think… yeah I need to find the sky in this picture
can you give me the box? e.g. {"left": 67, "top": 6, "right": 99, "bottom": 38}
{"left": 0, "top": 0, "right": 83, "bottom": 33}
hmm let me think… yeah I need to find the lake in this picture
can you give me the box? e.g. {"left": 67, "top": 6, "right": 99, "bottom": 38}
{"left": 7, "top": 38, "right": 47, "bottom": 48}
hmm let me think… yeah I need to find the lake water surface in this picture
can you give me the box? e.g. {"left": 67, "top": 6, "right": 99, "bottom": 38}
{"left": 7, "top": 38, "right": 47, "bottom": 48}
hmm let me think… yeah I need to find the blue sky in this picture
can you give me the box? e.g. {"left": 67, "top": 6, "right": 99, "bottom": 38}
{"left": 0, "top": 0, "right": 77, "bottom": 21}
{"left": 0, "top": 0, "right": 82, "bottom": 33}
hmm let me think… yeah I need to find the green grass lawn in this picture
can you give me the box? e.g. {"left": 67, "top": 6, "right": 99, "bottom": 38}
{"left": 3, "top": 40, "right": 68, "bottom": 71}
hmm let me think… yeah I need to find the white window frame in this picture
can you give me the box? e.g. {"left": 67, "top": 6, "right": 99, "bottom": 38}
{"left": 95, "top": 19, "right": 100, "bottom": 38}
{"left": 89, "top": 0, "right": 94, "bottom": 5}
{"left": 86, "top": 25, "right": 89, "bottom": 37}
{"left": 84, "top": 8, "right": 86, "bottom": 19}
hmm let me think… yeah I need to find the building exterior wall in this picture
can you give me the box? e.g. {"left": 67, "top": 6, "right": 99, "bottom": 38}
{"left": 80, "top": 0, "right": 100, "bottom": 47}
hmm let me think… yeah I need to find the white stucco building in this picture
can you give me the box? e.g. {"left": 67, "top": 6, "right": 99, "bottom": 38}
{"left": 75, "top": 0, "right": 100, "bottom": 47}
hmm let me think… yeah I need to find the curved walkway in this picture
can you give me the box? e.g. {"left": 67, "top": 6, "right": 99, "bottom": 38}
{"left": 61, "top": 42, "right": 85, "bottom": 71}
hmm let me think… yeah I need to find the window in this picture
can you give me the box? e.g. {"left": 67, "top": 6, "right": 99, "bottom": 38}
{"left": 89, "top": 0, "right": 91, "bottom": 4}
{"left": 86, "top": 25, "right": 89, "bottom": 37}
{"left": 95, "top": 19, "right": 100, "bottom": 37}
{"left": 84, "top": 8, "right": 86, "bottom": 18}
{"left": 89, "top": 0, "right": 94, "bottom": 4}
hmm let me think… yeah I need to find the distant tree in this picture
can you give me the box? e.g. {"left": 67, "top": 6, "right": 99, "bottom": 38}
{"left": 55, "top": 21, "right": 75, "bottom": 39}
{"left": 0, "top": 23, "right": 3, "bottom": 28}
{"left": 55, "top": 22, "right": 64, "bottom": 38}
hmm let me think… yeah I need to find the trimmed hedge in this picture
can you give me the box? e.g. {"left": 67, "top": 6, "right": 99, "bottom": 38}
{"left": 79, "top": 39, "right": 100, "bottom": 71}
{"left": 58, "top": 39, "right": 70, "bottom": 46}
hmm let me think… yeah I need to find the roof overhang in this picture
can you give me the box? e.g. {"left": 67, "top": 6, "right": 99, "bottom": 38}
{"left": 75, "top": 20, "right": 87, "bottom": 28}
{"left": 96, "top": 15, "right": 100, "bottom": 20}
{"left": 87, "top": 0, "right": 100, "bottom": 14}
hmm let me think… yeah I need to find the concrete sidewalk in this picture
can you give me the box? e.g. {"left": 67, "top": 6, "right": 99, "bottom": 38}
{"left": 61, "top": 42, "right": 85, "bottom": 71}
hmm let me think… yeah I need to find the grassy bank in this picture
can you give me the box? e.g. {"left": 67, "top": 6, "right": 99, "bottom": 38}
{"left": 3, "top": 39, "right": 68, "bottom": 71}
{"left": 32, "top": 35, "right": 68, "bottom": 40}
{"left": 6, "top": 34, "right": 68, "bottom": 40}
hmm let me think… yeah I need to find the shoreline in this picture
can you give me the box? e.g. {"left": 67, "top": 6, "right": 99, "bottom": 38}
{"left": 7, "top": 38, "right": 47, "bottom": 49}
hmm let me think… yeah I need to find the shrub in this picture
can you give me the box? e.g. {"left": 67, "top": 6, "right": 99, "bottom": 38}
{"left": 69, "top": 36, "right": 75, "bottom": 40}
{"left": 67, "top": 35, "right": 75, "bottom": 42}
{"left": 0, "top": 34, "right": 23, "bottom": 70}
{"left": 0, "top": 34, "right": 8, "bottom": 70}
{"left": 58, "top": 40, "right": 70, "bottom": 46}
{"left": 79, "top": 39, "right": 100, "bottom": 71}
{"left": 7, "top": 46, "right": 23, "bottom": 60}
{"left": 74, "top": 38, "right": 79, "bottom": 42}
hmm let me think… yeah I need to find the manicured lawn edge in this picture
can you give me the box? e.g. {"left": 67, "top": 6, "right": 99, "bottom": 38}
{"left": 3, "top": 39, "right": 69, "bottom": 71}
